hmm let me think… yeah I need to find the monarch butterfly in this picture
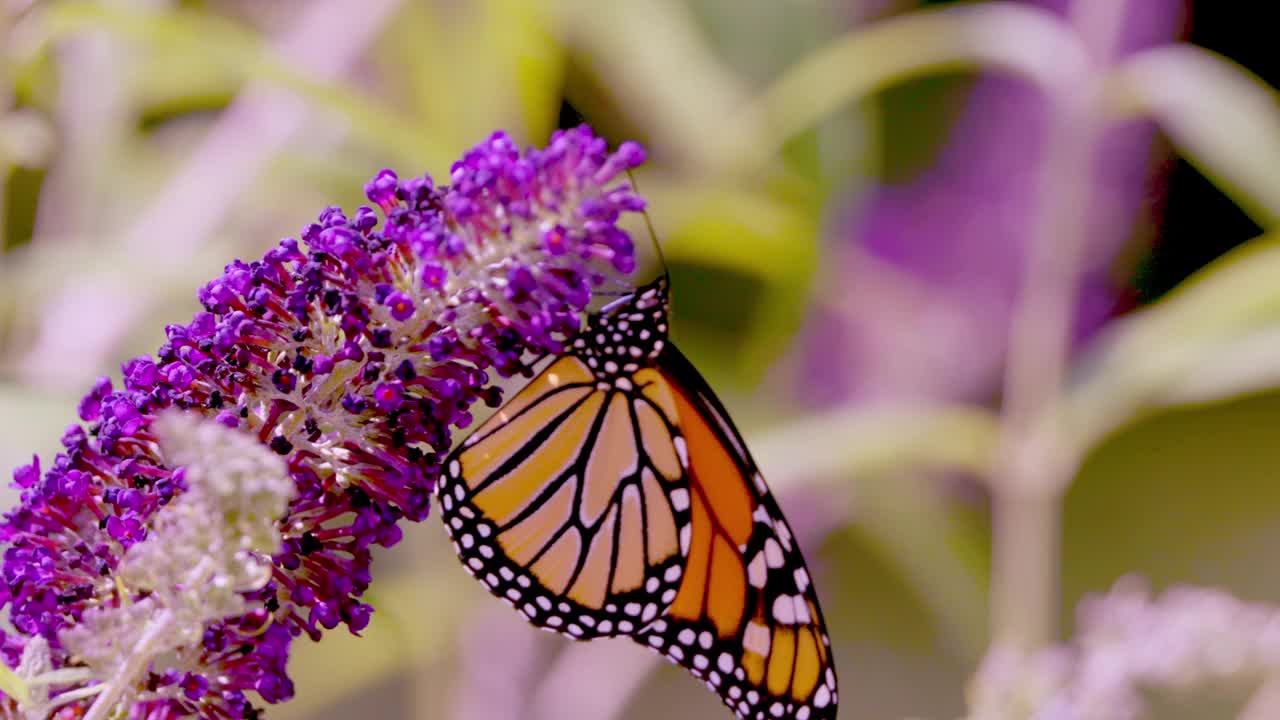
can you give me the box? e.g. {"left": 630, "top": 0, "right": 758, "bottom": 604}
{"left": 436, "top": 275, "right": 838, "bottom": 719}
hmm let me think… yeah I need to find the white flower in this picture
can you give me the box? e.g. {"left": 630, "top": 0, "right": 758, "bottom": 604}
{"left": 55, "top": 412, "right": 294, "bottom": 720}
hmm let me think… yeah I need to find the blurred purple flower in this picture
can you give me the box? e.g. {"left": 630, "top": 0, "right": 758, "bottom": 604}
{"left": 972, "top": 576, "right": 1280, "bottom": 718}
{"left": 0, "top": 126, "right": 647, "bottom": 719}
{"left": 794, "top": 0, "right": 1185, "bottom": 406}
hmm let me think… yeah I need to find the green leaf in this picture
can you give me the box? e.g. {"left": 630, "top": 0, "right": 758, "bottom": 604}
{"left": 750, "top": 405, "right": 1000, "bottom": 489}
{"left": 751, "top": 405, "right": 998, "bottom": 659}
{"left": 545, "top": 0, "right": 751, "bottom": 164}
{"left": 0, "top": 384, "right": 79, "bottom": 534}
{"left": 1062, "top": 233, "right": 1280, "bottom": 454}
{"left": 697, "top": 2, "right": 1086, "bottom": 175}
{"left": 1065, "top": 389, "right": 1280, "bottom": 626}
{"left": 382, "top": 0, "right": 565, "bottom": 150}
{"left": 278, "top": 553, "right": 466, "bottom": 719}
{"left": 36, "top": 1, "right": 451, "bottom": 170}
{"left": 642, "top": 178, "right": 817, "bottom": 284}
{"left": 0, "top": 660, "right": 28, "bottom": 706}
{"left": 1106, "top": 45, "right": 1280, "bottom": 228}
{"left": 632, "top": 175, "right": 822, "bottom": 383}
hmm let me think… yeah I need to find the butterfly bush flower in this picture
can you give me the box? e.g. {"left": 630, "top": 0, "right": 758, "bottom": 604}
{"left": 0, "top": 126, "right": 647, "bottom": 719}
{"left": 968, "top": 576, "right": 1280, "bottom": 720}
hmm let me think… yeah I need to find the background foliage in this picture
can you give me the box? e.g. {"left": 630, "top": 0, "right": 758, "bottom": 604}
{"left": 3, "top": 0, "right": 1280, "bottom": 718}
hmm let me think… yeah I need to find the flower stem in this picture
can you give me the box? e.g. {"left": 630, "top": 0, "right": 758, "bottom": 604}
{"left": 81, "top": 611, "right": 173, "bottom": 720}
{"left": 45, "top": 683, "right": 107, "bottom": 710}
{"left": 989, "top": 0, "right": 1132, "bottom": 651}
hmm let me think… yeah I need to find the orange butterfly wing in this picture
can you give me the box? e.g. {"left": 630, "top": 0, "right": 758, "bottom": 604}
{"left": 436, "top": 292, "right": 692, "bottom": 640}
{"left": 437, "top": 277, "right": 838, "bottom": 719}
{"left": 634, "top": 348, "right": 838, "bottom": 720}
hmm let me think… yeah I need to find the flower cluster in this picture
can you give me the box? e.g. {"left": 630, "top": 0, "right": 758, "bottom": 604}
{"left": 969, "top": 576, "right": 1280, "bottom": 720}
{"left": 0, "top": 126, "right": 647, "bottom": 719}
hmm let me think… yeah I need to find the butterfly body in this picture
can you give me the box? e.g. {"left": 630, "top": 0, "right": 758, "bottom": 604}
{"left": 437, "top": 277, "right": 838, "bottom": 719}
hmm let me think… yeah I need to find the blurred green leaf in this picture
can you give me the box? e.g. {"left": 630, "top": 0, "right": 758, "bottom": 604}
{"left": 752, "top": 404, "right": 997, "bottom": 659}
{"left": 637, "top": 174, "right": 822, "bottom": 382}
{"left": 1063, "top": 233, "right": 1280, "bottom": 454}
{"left": 642, "top": 177, "right": 816, "bottom": 284}
{"left": 699, "top": 2, "right": 1087, "bottom": 175}
{"left": 0, "top": 660, "right": 27, "bottom": 706}
{"left": 1065, "top": 389, "right": 1280, "bottom": 628}
{"left": 0, "top": 384, "right": 78, "bottom": 512}
{"left": 0, "top": 109, "right": 54, "bottom": 169}
{"left": 37, "top": 1, "right": 450, "bottom": 169}
{"left": 851, "top": 472, "right": 990, "bottom": 661}
{"left": 383, "top": 0, "right": 564, "bottom": 149}
{"left": 545, "top": 0, "right": 751, "bottom": 166}
{"left": 1107, "top": 45, "right": 1280, "bottom": 228}
{"left": 751, "top": 405, "right": 999, "bottom": 489}
{"left": 281, "top": 561, "right": 464, "bottom": 719}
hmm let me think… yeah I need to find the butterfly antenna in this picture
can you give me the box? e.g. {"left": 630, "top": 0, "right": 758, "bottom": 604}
{"left": 627, "top": 168, "right": 668, "bottom": 274}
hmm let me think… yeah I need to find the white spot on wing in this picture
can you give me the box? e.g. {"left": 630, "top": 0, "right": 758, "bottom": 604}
{"left": 673, "top": 436, "right": 688, "bottom": 467}
{"left": 814, "top": 685, "right": 831, "bottom": 708}
{"left": 776, "top": 521, "right": 794, "bottom": 552}
{"left": 795, "top": 595, "right": 812, "bottom": 624}
{"left": 747, "top": 553, "right": 767, "bottom": 588}
{"left": 794, "top": 567, "right": 810, "bottom": 591}
{"left": 764, "top": 539, "right": 785, "bottom": 568}
{"left": 772, "top": 594, "right": 797, "bottom": 625}
{"left": 670, "top": 488, "right": 690, "bottom": 511}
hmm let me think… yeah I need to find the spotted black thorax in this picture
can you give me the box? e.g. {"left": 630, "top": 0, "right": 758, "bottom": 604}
{"left": 571, "top": 276, "right": 670, "bottom": 388}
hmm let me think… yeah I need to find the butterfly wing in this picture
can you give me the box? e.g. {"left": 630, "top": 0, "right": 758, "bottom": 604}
{"left": 438, "top": 275, "right": 838, "bottom": 719}
{"left": 634, "top": 346, "right": 838, "bottom": 720}
{"left": 437, "top": 353, "right": 692, "bottom": 639}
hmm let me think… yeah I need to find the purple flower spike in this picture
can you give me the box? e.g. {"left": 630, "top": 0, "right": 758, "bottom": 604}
{"left": 0, "top": 125, "right": 646, "bottom": 719}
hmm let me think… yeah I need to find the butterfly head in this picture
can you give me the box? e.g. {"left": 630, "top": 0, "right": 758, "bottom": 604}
{"left": 572, "top": 276, "right": 670, "bottom": 383}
